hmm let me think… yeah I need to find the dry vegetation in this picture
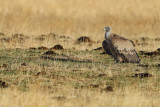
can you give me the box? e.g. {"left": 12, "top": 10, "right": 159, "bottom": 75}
{"left": 0, "top": 0, "right": 160, "bottom": 107}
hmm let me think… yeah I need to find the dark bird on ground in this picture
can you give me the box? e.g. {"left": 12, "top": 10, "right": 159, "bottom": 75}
{"left": 102, "top": 26, "right": 140, "bottom": 63}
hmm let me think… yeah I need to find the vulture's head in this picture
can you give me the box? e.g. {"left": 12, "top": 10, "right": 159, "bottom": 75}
{"left": 104, "top": 26, "right": 111, "bottom": 32}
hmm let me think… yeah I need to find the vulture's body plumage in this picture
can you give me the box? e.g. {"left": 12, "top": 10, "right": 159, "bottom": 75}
{"left": 103, "top": 26, "right": 140, "bottom": 63}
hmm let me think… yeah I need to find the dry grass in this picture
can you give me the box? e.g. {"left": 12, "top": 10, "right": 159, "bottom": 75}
{"left": 0, "top": 0, "right": 160, "bottom": 50}
{"left": 0, "top": 48, "right": 159, "bottom": 107}
{"left": 0, "top": 0, "right": 160, "bottom": 107}
{"left": 0, "top": 88, "right": 159, "bottom": 107}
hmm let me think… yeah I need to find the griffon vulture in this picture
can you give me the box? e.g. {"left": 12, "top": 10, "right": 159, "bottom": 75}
{"left": 102, "top": 26, "right": 140, "bottom": 63}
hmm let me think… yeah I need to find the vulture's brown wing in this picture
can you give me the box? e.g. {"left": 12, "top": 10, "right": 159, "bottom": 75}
{"left": 110, "top": 34, "right": 140, "bottom": 63}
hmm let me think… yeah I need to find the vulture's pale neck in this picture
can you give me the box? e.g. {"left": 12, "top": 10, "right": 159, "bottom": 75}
{"left": 105, "top": 31, "right": 110, "bottom": 39}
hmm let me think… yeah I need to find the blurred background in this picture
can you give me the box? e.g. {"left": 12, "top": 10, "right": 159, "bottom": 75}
{"left": 0, "top": 0, "right": 159, "bottom": 50}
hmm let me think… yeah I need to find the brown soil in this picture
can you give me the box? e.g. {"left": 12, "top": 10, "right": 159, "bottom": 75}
{"left": 37, "top": 46, "right": 49, "bottom": 50}
{"left": 43, "top": 50, "right": 59, "bottom": 56}
{"left": 133, "top": 73, "right": 152, "bottom": 78}
{"left": 75, "top": 36, "right": 91, "bottom": 44}
{"left": 50, "top": 44, "right": 64, "bottom": 50}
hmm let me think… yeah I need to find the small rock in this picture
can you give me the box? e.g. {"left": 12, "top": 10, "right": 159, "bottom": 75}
{"left": 50, "top": 44, "right": 64, "bottom": 50}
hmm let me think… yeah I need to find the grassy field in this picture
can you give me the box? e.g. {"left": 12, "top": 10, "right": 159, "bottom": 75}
{"left": 0, "top": 0, "right": 160, "bottom": 107}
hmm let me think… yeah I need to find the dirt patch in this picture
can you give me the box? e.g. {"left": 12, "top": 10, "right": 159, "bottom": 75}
{"left": 98, "top": 73, "right": 106, "bottom": 77}
{"left": 132, "top": 73, "right": 152, "bottom": 78}
{"left": 11, "top": 34, "right": 30, "bottom": 39}
{"left": 38, "top": 46, "right": 49, "bottom": 50}
{"left": 11, "top": 34, "right": 30, "bottom": 44}
{"left": 21, "top": 63, "right": 27, "bottom": 66}
{"left": 43, "top": 50, "right": 59, "bottom": 56}
{"left": 144, "top": 51, "right": 159, "bottom": 56}
{"left": 0, "top": 33, "right": 30, "bottom": 43}
{"left": 29, "top": 47, "right": 37, "bottom": 50}
{"left": 50, "top": 44, "right": 64, "bottom": 50}
{"left": 75, "top": 36, "right": 91, "bottom": 44}
{"left": 138, "top": 64, "right": 149, "bottom": 67}
{"left": 139, "top": 50, "right": 160, "bottom": 56}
